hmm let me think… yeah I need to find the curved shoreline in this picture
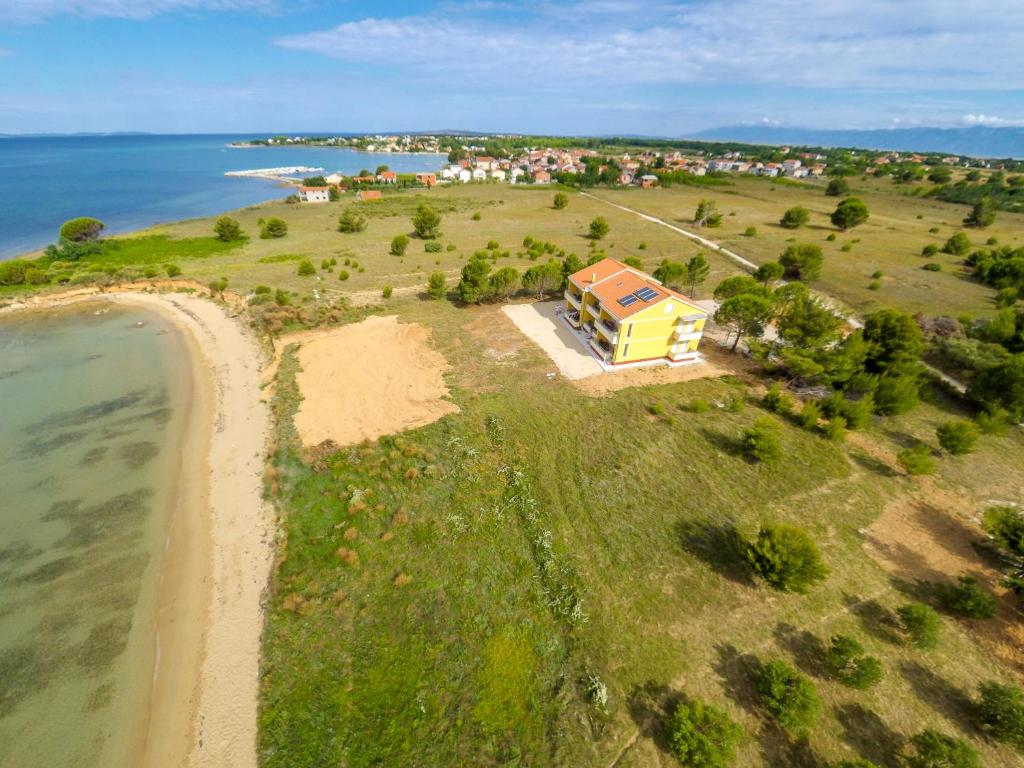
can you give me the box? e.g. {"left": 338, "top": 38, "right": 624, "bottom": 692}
{"left": 2, "top": 290, "right": 273, "bottom": 768}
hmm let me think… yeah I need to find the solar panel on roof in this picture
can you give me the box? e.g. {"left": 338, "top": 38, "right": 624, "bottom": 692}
{"left": 617, "top": 294, "right": 639, "bottom": 307}
{"left": 635, "top": 286, "right": 658, "bottom": 301}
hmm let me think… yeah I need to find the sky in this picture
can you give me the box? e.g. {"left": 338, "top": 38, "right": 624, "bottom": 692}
{"left": 1, "top": 0, "right": 1023, "bottom": 135}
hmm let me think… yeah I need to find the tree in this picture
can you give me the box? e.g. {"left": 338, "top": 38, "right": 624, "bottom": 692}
{"left": 936, "top": 420, "right": 979, "bottom": 455}
{"left": 754, "top": 261, "right": 784, "bottom": 287}
{"left": 825, "top": 178, "right": 849, "bottom": 197}
{"left": 715, "top": 293, "right": 775, "bottom": 351}
{"left": 412, "top": 204, "right": 442, "bottom": 238}
{"left": 779, "top": 244, "right": 824, "bottom": 280}
{"left": 983, "top": 506, "right": 1024, "bottom": 596}
{"left": 897, "top": 603, "right": 941, "bottom": 649}
{"left": 302, "top": 175, "right": 327, "bottom": 186}
{"left": 522, "top": 260, "right": 563, "bottom": 297}
{"left": 165, "top": 264, "right": 182, "bottom": 278}
{"left": 260, "top": 217, "right": 288, "bottom": 239}
{"left": 713, "top": 275, "right": 766, "bottom": 301}
{"left": 927, "top": 166, "right": 953, "bottom": 184}
{"left": 60, "top": 217, "right": 105, "bottom": 242}
{"left": 553, "top": 192, "right": 569, "bottom": 209}
{"left": 746, "top": 523, "right": 829, "bottom": 593}
{"left": 296, "top": 259, "right": 316, "bottom": 276}
{"left": 942, "top": 232, "right": 971, "bottom": 255}
{"left": 862, "top": 308, "right": 924, "bottom": 374}
{"left": 905, "top": 730, "right": 979, "bottom": 768}
{"left": 976, "top": 681, "right": 1024, "bottom": 749}
{"left": 898, "top": 443, "right": 937, "bottom": 476}
{"left": 754, "top": 660, "right": 820, "bottom": 733}
{"left": 337, "top": 209, "right": 367, "bottom": 233}
{"left": 873, "top": 374, "right": 920, "bottom": 415}
{"left": 213, "top": 216, "right": 243, "bottom": 242}
{"left": 666, "top": 700, "right": 743, "bottom": 768}
{"left": 780, "top": 206, "right": 811, "bottom": 229}
{"left": 824, "top": 635, "right": 883, "bottom": 690}
{"left": 686, "top": 253, "right": 710, "bottom": 297}
{"left": 375, "top": 164, "right": 390, "bottom": 175}
{"left": 964, "top": 198, "right": 997, "bottom": 228}
{"left": 969, "top": 353, "right": 1024, "bottom": 422}
{"left": 775, "top": 293, "right": 844, "bottom": 351}
{"left": 589, "top": 216, "right": 610, "bottom": 240}
{"left": 939, "top": 574, "right": 997, "bottom": 618}
{"left": 390, "top": 234, "right": 410, "bottom": 256}
{"left": 427, "top": 271, "right": 446, "bottom": 299}
{"left": 488, "top": 267, "right": 520, "bottom": 300}
{"left": 831, "top": 198, "right": 870, "bottom": 230}
{"left": 457, "top": 255, "right": 492, "bottom": 303}
{"left": 653, "top": 259, "right": 688, "bottom": 291}
{"left": 694, "top": 199, "right": 722, "bottom": 228}
{"left": 741, "top": 417, "right": 783, "bottom": 462}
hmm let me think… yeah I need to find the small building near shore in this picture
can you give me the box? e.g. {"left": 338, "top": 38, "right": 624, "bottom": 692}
{"left": 377, "top": 171, "right": 397, "bottom": 184}
{"left": 416, "top": 172, "right": 437, "bottom": 187}
{"left": 357, "top": 190, "right": 383, "bottom": 201}
{"left": 298, "top": 186, "right": 331, "bottom": 203}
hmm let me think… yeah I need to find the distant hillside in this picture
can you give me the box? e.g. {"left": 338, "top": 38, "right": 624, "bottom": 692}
{"left": 690, "top": 125, "right": 1024, "bottom": 159}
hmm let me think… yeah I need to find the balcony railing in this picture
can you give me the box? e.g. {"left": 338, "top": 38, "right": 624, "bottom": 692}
{"left": 674, "top": 323, "right": 702, "bottom": 341}
{"left": 589, "top": 338, "right": 612, "bottom": 362}
{"left": 596, "top": 318, "right": 619, "bottom": 344}
{"left": 565, "top": 290, "right": 582, "bottom": 309}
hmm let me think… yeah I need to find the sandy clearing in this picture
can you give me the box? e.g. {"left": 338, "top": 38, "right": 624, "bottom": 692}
{"left": 291, "top": 314, "right": 459, "bottom": 447}
{"left": 501, "top": 301, "right": 603, "bottom": 380}
{"left": 5, "top": 290, "right": 273, "bottom": 768}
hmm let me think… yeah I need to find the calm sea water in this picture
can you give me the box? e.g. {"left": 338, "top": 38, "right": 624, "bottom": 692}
{"left": 0, "top": 303, "right": 190, "bottom": 767}
{"left": 0, "top": 134, "right": 445, "bottom": 258}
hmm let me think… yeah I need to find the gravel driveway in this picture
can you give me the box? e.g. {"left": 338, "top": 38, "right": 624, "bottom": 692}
{"left": 502, "top": 301, "right": 603, "bottom": 380}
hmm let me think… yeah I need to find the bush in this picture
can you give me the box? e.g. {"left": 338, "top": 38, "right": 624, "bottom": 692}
{"left": 905, "top": 730, "right": 979, "bottom": 768}
{"left": 976, "top": 681, "right": 1024, "bottom": 748}
{"left": 382, "top": 285, "right": 393, "bottom": 299}
{"left": 798, "top": 401, "right": 821, "bottom": 430}
{"left": 746, "top": 524, "right": 829, "bottom": 593}
{"left": 826, "top": 178, "right": 849, "bottom": 196}
{"left": 831, "top": 198, "right": 870, "bottom": 230}
{"left": 936, "top": 420, "right": 979, "bottom": 455}
{"left": 553, "top": 192, "right": 569, "bottom": 209}
{"left": 779, "top": 243, "right": 824, "bottom": 280}
{"left": 424, "top": 240, "right": 442, "bottom": 253}
{"left": 338, "top": 269, "right": 350, "bottom": 281}
{"left": 741, "top": 417, "right": 782, "bottom": 463}
{"left": 922, "top": 262, "right": 941, "bottom": 272}
{"left": 942, "top": 232, "right": 971, "bottom": 255}
{"left": 939, "top": 574, "right": 997, "bottom": 619}
{"left": 898, "top": 443, "right": 937, "bottom": 476}
{"left": 754, "top": 660, "right": 820, "bottom": 733}
{"left": 412, "top": 203, "right": 442, "bottom": 238}
{"left": 825, "top": 416, "right": 847, "bottom": 442}
{"left": 260, "top": 217, "right": 288, "bottom": 239}
{"left": 780, "top": 206, "right": 811, "bottom": 229}
{"left": 922, "top": 244, "right": 939, "bottom": 256}
{"left": 427, "top": 271, "right": 446, "bottom": 299}
{"left": 296, "top": 259, "right": 316, "bottom": 276}
{"left": 589, "top": 216, "right": 610, "bottom": 240}
{"left": 390, "top": 234, "right": 410, "bottom": 256}
{"left": 471, "top": 211, "right": 482, "bottom": 221}
{"left": 761, "top": 383, "right": 794, "bottom": 415}
{"left": 165, "top": 264, "right": 182, "bottom": 278}
{"left": 213, "top": 216, "right": 243, "bottom": 242}
{"left": 337, "top": 209, "right": 367, "bottom": 233}
{"left": 897, "top": 603, "right": 941, "bottom": 649}
{"left": 824, "top": 635, "right": 883, "bottom": 689}
{"left": 60, "top": 216, "right": 105, "bottom": 242}
{"left": 666, "top": 700, "right": 743, "bottom": 768}
{"left": 873, "top": 374, "right": 919, "bottom": 415}
{"left": 743, "top": 226, "right": 757, "bottom": 237}
{"left": 254, "top": 285, "right": 271, "bottom": 295}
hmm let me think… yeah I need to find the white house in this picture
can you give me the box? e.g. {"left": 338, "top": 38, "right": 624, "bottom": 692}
{"left": 324, "top": 173, "right": 345, "bottom": 185}
{"left": 472, "top": 168, "right": 487, "bottom": 181}
{"left": 510, "top": 168, "right": 526, "bottom": 183}
{"left": 458, "top": 168, "right": 473, "bottom": 183}
{"left": 491, "top": 169, "right": 507, "bottom": 181}
{"left": 298, "top": 186, "right": 330, "bottom": 203}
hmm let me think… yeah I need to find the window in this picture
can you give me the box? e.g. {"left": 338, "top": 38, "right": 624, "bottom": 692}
{"left": 623, "top": 343, "right": 630, "bottom": 357}
{"left": 627, "top": 323, "right": 633, "bottom": 338}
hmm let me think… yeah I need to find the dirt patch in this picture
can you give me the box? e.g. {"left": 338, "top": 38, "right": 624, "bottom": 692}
{"left": 291, "top": 315, "right": 459, "bottom": 447}
{"left": 502, "top": 301, "right": 603, "bottom": 380}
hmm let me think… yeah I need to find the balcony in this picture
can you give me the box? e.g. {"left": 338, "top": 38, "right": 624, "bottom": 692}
{"left": 582, "top": 301, "right": 602, "bottom": 320}
{"left": 565, "top": 290, "right": 582, "bottom": 309}
{"left": 596, "top": 318, "right": 619, "bottom": 344}
{"left": 674, "top": 321, "right": 702, "bottom": 342}
{"left": 589, "top": 337, "right": 613, "bottom": 362}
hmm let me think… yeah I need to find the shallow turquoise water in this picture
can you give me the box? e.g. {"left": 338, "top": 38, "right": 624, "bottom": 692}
{"left": 0, "top": 302, "right": 190, "bottom": 767}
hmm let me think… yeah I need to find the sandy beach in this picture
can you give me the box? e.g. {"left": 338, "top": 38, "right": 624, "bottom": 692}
{"left": 2, "top": 289, "right": 272, "bottom": 768}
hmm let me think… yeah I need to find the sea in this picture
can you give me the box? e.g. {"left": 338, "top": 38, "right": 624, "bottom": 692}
{"left": 0, "top": 302, "right": 192, "bottom": 767}
{"left": 0, "top": 134, "right": 445, "bottom": 259}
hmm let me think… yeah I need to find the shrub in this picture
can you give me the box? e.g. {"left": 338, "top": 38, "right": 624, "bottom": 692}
{"left": 898, "top": 443, "right": 937, "bottom": 476}
{"left": 825, "top": 415, "right": 848, "bottom": 442}
{"left": 260, "top": 217, "right": 288, "bottom": 239}
{"left": 922, "top": 243, "right": 939, "bottom": 256}
{"left": 254, "top": 285, "right": 271, "bottom": 295}
{"left": 424, "top": 241, "right": 442, "bottom": 253}
{"left": 338, "top": 269, "right": 350, "bottom": 281}
{"left": 762, "top": 384, "right": 794, "bottom": 415}
{"left": 589, "top": 216, "right": 610, "bottom": 240}
{"left": 689, "top": 399, "right": 711, "bottom": 414}
{"left": 471, "top": 211, "right": 482, "bottom": 221}
{"left": 897, "top": 603, "right": 941, "bottom": 649}
{"left": 390, "top": 234, "right": 410, "bottom": 256}
{"left": 798, "top": 401, "right": 821, "bottom": 430}
{"left": 297, "top": 259, "right": 316, "bottom": 276}
{"left": 871, "top": 269, "right": 884, "bottom": 279}
{"left": 165, "top": 264, "right": 182, "bottom": 278}
{"left": 922, "top": 262, "right": 941, "bottom": 272}
{"left": 939, "top": 574, "right": 997, "bottom": 619}
{"left": 824, "top": 635, "right": 883, "bottom": 690}
{"left": 427, "top": 271, "right": 446, "bottom": 299}
{"left": 942, "top": 232, "right": 971, "bottom": 255}
{"left": 826, "top": 233, "right": 837, "bottom": 241}
{"left": 780, "top": 206, "right": 811, "bottom": 229}
{"left": 825, "top": 178, "right": 849, "bottom": 196}
{"left": 754, "top": 660, "right": 820, "bottom": 733}
{"left": 868, "top": 280, "right": 881, "bottom": 290}
{"left": 60, "top": 217, "right": 105, "bottom": 242}
{"left": 831, "top": 198, "right": 870, "bottom": 230}
{"left": 976, "top": 408, "right": 1010, "bottom": 436}
{"left": 412, "top": 203, "right": 442, "bottom": 238}
{"left": 638, "top": 242, "right": 647, "bottom": 249}
{"left": 741, "top": 417, "right": 782, "bottom": 463}
{"left": 666, "top": 700, "right": 743, "bottom": 768}
{"left": 905, "top": 730, "right": 979, "bottom": 768}
{"left": 213, "top": 216, "right": 242, "bottom": 242}
{"left": 553, "top": 192, "right": 569, "bottom": 209}
{"left": 486, "top": 239, "right": 500, "bottom": 250}
{"left": 822, "top": 393, "right": 873, "bottom": 430}
{"left": 779, "top": 243, "right": 824, "bottom": 280}
{"left": 936, "top": 420, "right": 979, "bottom": 455}
{"left": 337, "top": 209, "right": 367, "bottom": 233}
{"left": 873, "top": 374, "right": 919, "bottom": 415}
{"left": 446, "top": 243, "right": 456, "bottom": 252}
{"left": 976, "top": 681, "right": 1024, "bottom": 748}
{"left": 747, "top": 524, "right": 828, "bottom": 593}
{"left": 743, "top": 226, "right": 757, "bottom": 237}
{"left": 274, "top": 288, "right": 289, "bottom": 306}
{"left": 382, "top": 285, "right": 393, "bottom": 299}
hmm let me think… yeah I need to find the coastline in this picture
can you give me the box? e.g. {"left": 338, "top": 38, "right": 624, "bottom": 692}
{"left": 1, "top": 289, "right": 273, "bottom": 768}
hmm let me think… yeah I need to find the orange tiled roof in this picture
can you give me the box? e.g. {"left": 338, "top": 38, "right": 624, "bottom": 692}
{"left": 570, "top": 257, "right": 703, "bottom": 320}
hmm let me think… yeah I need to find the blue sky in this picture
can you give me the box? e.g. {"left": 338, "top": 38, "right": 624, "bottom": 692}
{"left": 1, "top": 0, "right": 1023, "bottom": 135}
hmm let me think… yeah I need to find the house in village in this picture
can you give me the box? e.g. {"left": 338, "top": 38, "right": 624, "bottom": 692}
{"left": 533, "top": 170, "right": 551, "bottom": 184}
{"left": 356, "top": 189, "right": 383, "bottom": 201}
{"left": 298, "top": 186, "right": 331, "bottom": 203}
{"left": 415, "top": 172, "right": 437, "bottom": 186}
{"left": 377, "top": 171, "right": 397, "bottom": 184}
{"left": 563, "top": 258, "right": 707, "bottom": 367}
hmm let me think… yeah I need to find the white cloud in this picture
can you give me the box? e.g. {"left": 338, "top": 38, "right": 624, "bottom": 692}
{"left": 275, "top": 0, "right": 1024, "bottom": 91}
{"left": 961, "top": 113, "right": 1022, "bottom": 127}
{"left": 0, "top": 0, "right": 273, "bottom": 24}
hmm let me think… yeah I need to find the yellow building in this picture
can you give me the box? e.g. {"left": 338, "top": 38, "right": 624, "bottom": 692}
{"left": 563, "top": 258, "right": 708, "bottom": 366}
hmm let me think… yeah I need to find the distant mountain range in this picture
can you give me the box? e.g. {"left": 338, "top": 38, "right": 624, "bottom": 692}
{"left": 690, "top": 125, "right": 1024, "bottom": 159}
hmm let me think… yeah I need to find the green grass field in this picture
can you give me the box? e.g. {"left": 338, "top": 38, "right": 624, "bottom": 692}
{"left": 259, "top": 296, "right": 1024, "bottom": 768}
